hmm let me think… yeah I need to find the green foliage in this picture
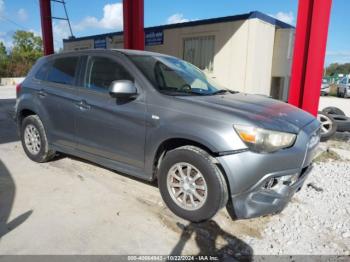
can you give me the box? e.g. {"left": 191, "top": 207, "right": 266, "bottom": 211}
{"left": 0, "top": 30, "right": 43, "bottom": 78}
{"left": 325, "top": 63, "right": 350, "bottom": 77}
{"left": 0, "top": 42, "right": 6, "bottom": 57}
{"left": 0, "top": 42, "right": 8, "bottom": 77}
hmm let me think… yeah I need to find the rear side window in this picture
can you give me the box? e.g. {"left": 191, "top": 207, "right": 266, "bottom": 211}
{"left": 35, "top": 62, "right": 50, "bottom": 81}
{"left": 47, "top": 57, "right": 78, "bottom": 85}
{"left": 85, "top": 56, "right": 133, "bottom": 92}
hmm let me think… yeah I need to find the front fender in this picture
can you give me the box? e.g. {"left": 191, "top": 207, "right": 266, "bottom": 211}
{"left": 144, "top": 115, "right": 247, "bottom": 178}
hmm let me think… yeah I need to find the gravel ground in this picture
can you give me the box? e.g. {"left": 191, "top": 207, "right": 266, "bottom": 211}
{"left": 0, "top": 85, "right": 349, "bottom": 256}
{"left": 233, "top": 134, "right": 350, "bottom": 255}
{"left": 243, "top": 160, "right": 350, "bottom": 255}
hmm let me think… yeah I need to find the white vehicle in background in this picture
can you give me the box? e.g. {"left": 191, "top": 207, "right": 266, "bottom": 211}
{"left": 337, "top": 75, "right": 350, "bottom": 98}
{"left": 320, "top": 78, "right": 330, "bottom": 96}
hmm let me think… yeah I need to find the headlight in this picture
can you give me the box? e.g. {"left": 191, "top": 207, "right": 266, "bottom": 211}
{"left": 234, "top": 125, "right": 296, "bottom": 153}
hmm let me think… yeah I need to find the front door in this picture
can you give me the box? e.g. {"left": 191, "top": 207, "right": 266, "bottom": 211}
{"left": 75, "top": 55, "right": 146, "bottom": 170}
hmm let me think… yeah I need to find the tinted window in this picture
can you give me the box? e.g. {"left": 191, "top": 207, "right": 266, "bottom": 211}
{"left": 47, "top": 57, "right": 78, "bottom": 85}
{"left": 85, "top": 56, "right": 132, "bottom": 91}
{"left": 35, "top": 62, "right": 50, "bottom": 81}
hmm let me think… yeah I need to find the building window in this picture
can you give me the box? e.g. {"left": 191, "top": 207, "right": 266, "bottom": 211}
{"left": 183, "top": 35, "right": 215, "bottom": 72}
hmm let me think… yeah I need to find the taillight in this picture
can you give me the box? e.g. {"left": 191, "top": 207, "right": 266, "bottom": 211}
{"left": 16, "top": 83, "right": 22, "bottom": 96}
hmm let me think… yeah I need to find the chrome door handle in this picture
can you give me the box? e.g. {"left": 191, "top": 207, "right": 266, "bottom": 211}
{"left": 75, "top": 100, "right": 91, "bottom": 111}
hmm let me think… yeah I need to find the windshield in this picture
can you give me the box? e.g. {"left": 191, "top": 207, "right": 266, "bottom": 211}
{"left": 128, "top": 54, "right": 232, "bottom": 96}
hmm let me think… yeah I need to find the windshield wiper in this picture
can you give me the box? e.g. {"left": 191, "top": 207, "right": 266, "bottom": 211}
{"left": 159, "top": 90, "right": 206, "bottom": 96}
{"left": 211, "top": 89, "right": 239, "bottom": 95}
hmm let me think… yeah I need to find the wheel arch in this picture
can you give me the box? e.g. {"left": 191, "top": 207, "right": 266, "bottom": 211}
{"left": 17, "top": 108, "right": 37, "bottom": 127}
{"left": 151, "top": 137, "right": 220, "bottom": 180}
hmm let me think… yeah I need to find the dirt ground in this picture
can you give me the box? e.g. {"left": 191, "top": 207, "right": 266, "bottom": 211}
{"left": 0, "top": 85, "right": 349, "bottom": 257}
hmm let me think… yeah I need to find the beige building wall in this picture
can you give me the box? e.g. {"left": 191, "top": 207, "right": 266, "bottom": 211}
{"left": 146, "top": 19, "right": 276, "bottom": 95}
{"left": 63, "top": 18, "right": 293, "bottom": 98}
{"left": 64, "top": 39, "right": 94, "bottom": 50}
{"left": 146, "top": 20, "right": 248, "bottom": 92}
{"left": 243, "top": 19, "right": 275, "bottom": 95}
{"left": 106, "top": 35, "right": 124, "bottom": 49}
{"left": 271, "top": 28, "right": 295, "bottom": 100}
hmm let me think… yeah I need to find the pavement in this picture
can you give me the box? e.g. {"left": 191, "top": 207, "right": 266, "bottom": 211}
{"left": 0, "top": 85, "right": 349, "bottom": 256}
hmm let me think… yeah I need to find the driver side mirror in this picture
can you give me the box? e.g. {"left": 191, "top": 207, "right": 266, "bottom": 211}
{"left": 109, "top": 80, "right": 137, "bottom": 99}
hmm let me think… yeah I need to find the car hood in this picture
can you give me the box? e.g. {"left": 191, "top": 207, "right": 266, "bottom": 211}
{"left": 176, "top": 93, "right": 316, "bottom": 133}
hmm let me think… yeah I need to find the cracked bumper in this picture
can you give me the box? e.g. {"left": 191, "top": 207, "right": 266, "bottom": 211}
{"left": 217, "top": 119, "right": 320, "bottom": 219}
{"left": 226, "top": 164, "right": 313, "bottom": 219}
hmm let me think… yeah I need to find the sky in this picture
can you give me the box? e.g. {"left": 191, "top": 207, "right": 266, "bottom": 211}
{"left": 0, "top": 0, "right": 349, "bottom": 65}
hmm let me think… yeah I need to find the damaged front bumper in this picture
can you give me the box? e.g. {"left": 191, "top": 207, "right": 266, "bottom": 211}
{"left": 226, "top": 164, "right": 313, "bottom": 219}
{"left": 217, "top": 119, "right": 320, "bottom": 220}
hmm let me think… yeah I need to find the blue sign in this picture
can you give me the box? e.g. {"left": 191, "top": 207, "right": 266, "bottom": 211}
{"left": 145, "top": 30, "right": 163, "bottom": 46}
{"left": 94, "top": 38, "right": 107, "bottom": 49}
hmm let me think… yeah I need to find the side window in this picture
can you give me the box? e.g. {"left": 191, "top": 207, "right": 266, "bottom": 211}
{"left": 35, "top": 62, "right": 50, "bottom": 81}
{"left": 47, "top": 57, "right": 78, "bottom": 85}
{"left": 85, "top": 56, "right": 133, "bottom": 92}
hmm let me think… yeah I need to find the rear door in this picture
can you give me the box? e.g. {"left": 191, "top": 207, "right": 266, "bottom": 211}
{"left": 75, "top": 54, "right": 147, "bottom": 170}
{"left": 33, "top": 55, "right": 80, "bottom": 148}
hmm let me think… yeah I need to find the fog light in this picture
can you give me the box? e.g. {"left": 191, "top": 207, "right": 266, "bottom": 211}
{"left": 280, "top": 173, "right": 299, "bottom": 186}
{"left": 264, "top": 177, "right": 278, "bottom": 189}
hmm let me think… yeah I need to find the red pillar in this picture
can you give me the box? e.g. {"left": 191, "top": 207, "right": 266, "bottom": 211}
{"left": 123, "top": 0, "right": 144, "bottom": 50}
{"left": 288, "top": 0, "right": 332, "bottom": 116}
{"left": 39, "top": 0, "right": 54, "bottom": 55}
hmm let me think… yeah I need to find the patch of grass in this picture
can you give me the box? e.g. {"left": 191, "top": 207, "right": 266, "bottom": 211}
{"left": 314, "top": 149, "right": 341, "bottom": 163}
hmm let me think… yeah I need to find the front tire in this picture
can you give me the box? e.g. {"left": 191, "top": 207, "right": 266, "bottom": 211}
{"left": 20, "top": 115, "right": 56, "bottom": 163}
{"left": 158, "top": 146, "right": 228, "bottom": 222}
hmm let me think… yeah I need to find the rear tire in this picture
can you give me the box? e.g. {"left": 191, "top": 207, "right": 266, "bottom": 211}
{"left": 158, "top": 146, "right": 228, "bottom": 222}
{"left": 20, "top": 115, "right": 56, "bottom": 163}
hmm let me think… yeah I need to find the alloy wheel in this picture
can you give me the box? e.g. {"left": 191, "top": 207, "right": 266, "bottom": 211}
{"left": 24, "top": 124, "right": 41, "bottom": 155}
{"left": 167, "top": 162, "right": 208, "bottom": 211}
{"left": 317, "top": 114, "right": 333, "bottom": 135}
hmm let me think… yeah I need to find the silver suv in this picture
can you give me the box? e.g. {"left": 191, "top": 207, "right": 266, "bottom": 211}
{"left": 15, "top": 49, "right": 320, "bottom": 222}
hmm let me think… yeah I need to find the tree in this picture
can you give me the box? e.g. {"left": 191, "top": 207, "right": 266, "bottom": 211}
{"left": 0, "top": 41, "right": 9, "bottom": 78}
{"left": 325, "top": 63, "right": 350, "bottom": 77}
{"left": 0, "top": 41, "right": 6, "bottom": 57}
{"left": 7, "top": 30, "right": 43, "bottom": 77}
